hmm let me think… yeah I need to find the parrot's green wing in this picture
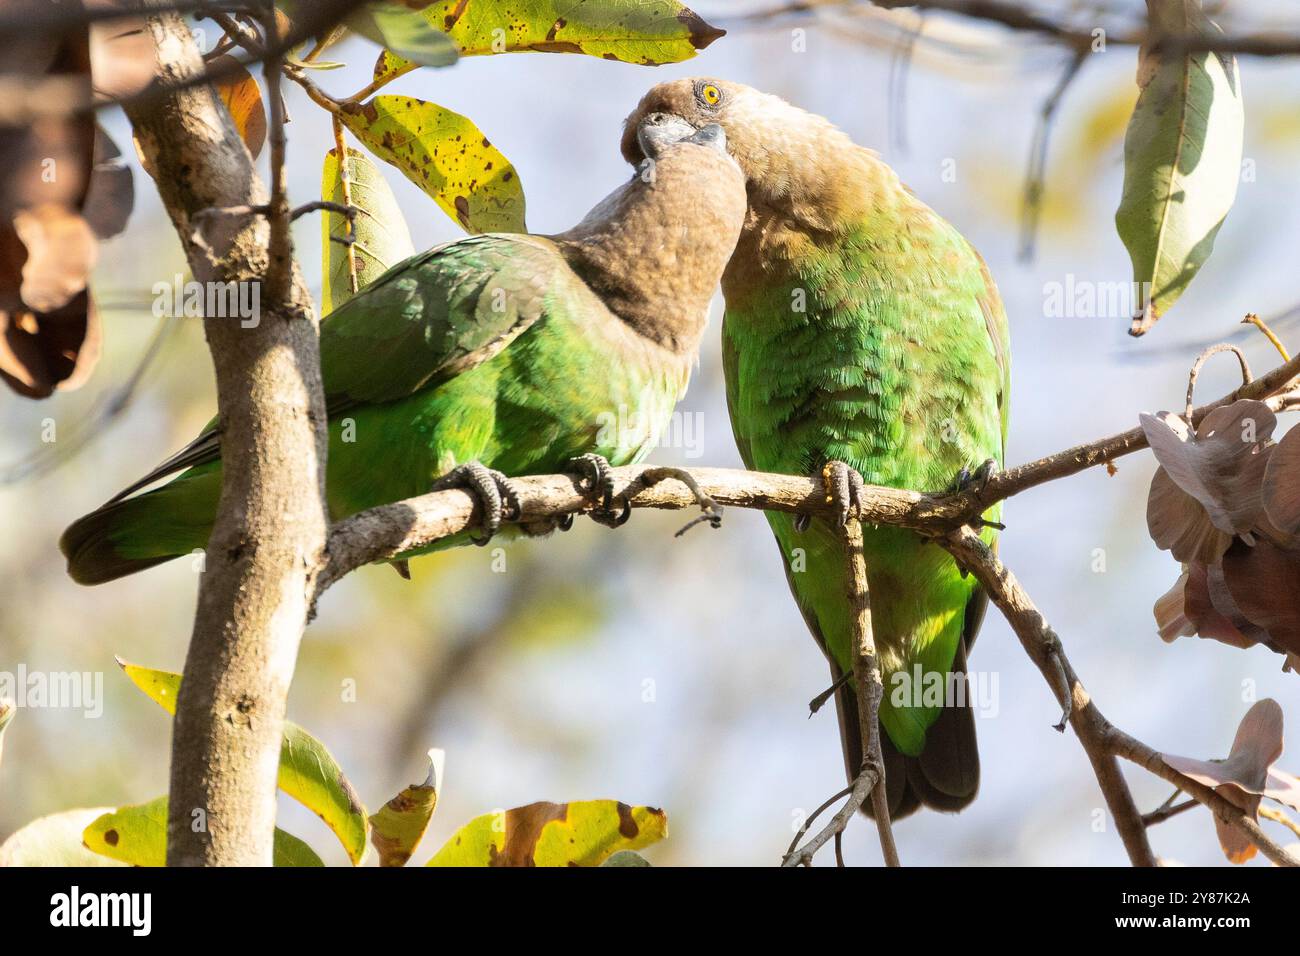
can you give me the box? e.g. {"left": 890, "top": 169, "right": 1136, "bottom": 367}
{"left": 105, "top": 234, "right": 565, "bottom": 502}
{"left": 971, "top": 245, "right": 1011, "bottom": 456}
{"left": 319, "top": 234, "right": 559, "bottom": 409}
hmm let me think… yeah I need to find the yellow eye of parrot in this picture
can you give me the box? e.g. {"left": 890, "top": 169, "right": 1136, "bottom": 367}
{"left": 700, "top": 84, "right": 721, "bottom": 106}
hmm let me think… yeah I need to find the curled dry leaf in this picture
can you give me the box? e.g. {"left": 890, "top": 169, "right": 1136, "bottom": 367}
{"left": 13, "top": 204, "right": 97, "bottom": 313}
{"left": 0, "top": 221, "right": 100, "bottom": 398}
{"left": 82, "top": 126, "right": 134, "bottom": 240}
{"left": 1162, "top": 699, "right": 1286, "bottom": 863}
{"left": 1263, "top": 427, "right": 1300, "bottom": 540}
{"left": 1147, "top": 467, "right": 1234, "bottom": 563}
{"left": 368, "top": 748, "right": 441, "bottom": 867}
{"left": 0, "top": 4, "right": 102, "bottom": 398}
{"left": 1154, "top": 562, "right": 1256, "bottom": 648}
{"left": 1141, "top": 400, "right": 1274, "bottom": 538}
{"left": 1221, "top": 538, "right": 1300, "bottom": 656}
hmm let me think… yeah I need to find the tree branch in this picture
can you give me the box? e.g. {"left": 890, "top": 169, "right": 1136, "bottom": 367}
{"left": 321, "top": 348, "right": 1300, "bottom": 596}
{"left": 124, "top": 2, "right": 327, "bottom": 866}
{"left": 729, "top": 0, "right": 1300, "bottom": 57}
{"left": 781, "top": 518, "right": 899, "bottom": 867}
{"left": 310, "top": 343, "right": 1300, "bottom": 867}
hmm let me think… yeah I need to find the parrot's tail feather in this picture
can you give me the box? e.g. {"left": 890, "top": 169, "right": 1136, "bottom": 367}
{"left": 61, "top": 469, "right": 219, "bottom": 585}
{"left": 60, "top": 501, "right": 179, "bottom": 585}
{"left": 832, "top": 637, "right": 980, "bottom": 821}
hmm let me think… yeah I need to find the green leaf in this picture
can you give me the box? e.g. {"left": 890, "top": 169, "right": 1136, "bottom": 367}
{"left": 340, "top": 95, "right": 525, "bottom": 234}
{"left": 117, "top": 659, "right": 370, "bottom": 865}
{"left": 82, "top": 797, "right": 324, "bottom": 867}
{"left": 1115, "top": 0, "right": 1244, "bottom": 336}
{"left": 277, "top": 1, "right": 458, "bottom": 68}
{"left": 386, "top": 0, "right": 722, "bottom": 67}
{"left": 347, "top": 2, "right": 459, "bottom": 68}
{"left": 426, "top": 800, "right": 667, "bottom": 867}
{"left": 368, "top": 748, "right": 441, "bottom": 867}
{"left": 0, "top": 808, "right": 125, "bottom": 866}
{"left": 321, "top": 146, "right": 416, "bottom": 315}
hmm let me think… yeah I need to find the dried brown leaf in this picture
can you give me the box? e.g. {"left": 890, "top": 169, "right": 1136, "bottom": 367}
{"left": 13, "top": 204, "right": 97, "bottom": 312}
{"left": 1141, "top": 401, "right": 1275, "bottom": 536}
{"left": 1263, "top": 426, "right": 1300, "bottom": 540}
{"left": 1221, "top": 538, "right": 1300, "bottom": 655}
{"left": 81, "top": 126, "right": 133, "bottom": 240}
{"left": 1175, "top": 561, "right": 1253, "bottom": 650}
{"left": 1162, "top": 699, "right": 1285, "bottom": 864}
{"left": 0, "top": 221, "right": 99, "bottom": 398}
{"left": 1147, "top": 467, "right": 1234, "bottom": 563}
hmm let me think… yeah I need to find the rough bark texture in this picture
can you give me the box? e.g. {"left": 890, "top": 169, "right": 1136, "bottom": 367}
{"left": 124, "top": 8, "right": 328, "bottom": 866}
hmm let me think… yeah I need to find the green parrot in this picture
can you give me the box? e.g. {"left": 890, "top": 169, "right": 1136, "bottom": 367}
{"left": 623, "top": 80, "right": 1010, "bottom": 818}
{"left": 61, "top": 117, "right": 746, "bottom": 584}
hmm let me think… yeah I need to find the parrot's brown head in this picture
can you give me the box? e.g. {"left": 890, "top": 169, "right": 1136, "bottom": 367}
{"left": 622, "top": 78, "right": 877, "bottom": 229}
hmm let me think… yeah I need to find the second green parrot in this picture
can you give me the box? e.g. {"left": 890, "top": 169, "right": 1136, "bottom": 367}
{"left": 623, "top": 79, "right": 1010, "bottom": 818}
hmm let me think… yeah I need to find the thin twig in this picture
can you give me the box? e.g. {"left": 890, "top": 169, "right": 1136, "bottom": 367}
{"left": 331, "top": 118, "right": 360, "bottom": 294}
{"left": 1142, "top": 797, "right": 1197, "bottom": 828}
{"left": 782, "top": 765, "right": 881, "bottom": 866}
{"left": 845, "top": 518, "right": 899, "bottom": 865}
{"left": 726, "top": 0, "right": 1300, "bottom": 57}
{"left": 1184, "top": 343, "right": 1252, "bottom": 420}
{"left": 1243, "top": 313, "right": 1291, "bottom": 362}
{"left": 783, "top": 783, "right": 853, "bottom": 861}
{"left": 1018, "top": 45, "right": 1087, "bottom": 262}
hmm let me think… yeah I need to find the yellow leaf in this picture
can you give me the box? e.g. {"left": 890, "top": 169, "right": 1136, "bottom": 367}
{"left": 369, "top": 749, "right": 441, "bottom": 866}
{"left": 426, "top": 800, "right": 667, "bottom": 866}
{"left": 83, "top": 797, "right": 323, "bottom": 866}
{"left": 117, "top": 659, "right": 370, "bottom": 864}
{"left": 419, "top": 0, "right": 720, "bottom": 62}
{"left": 340, "top": 95, "right": 525, "bottom": 234}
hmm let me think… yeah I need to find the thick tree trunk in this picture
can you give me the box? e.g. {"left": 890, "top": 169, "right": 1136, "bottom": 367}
{"left": 124, "top": 6, "right": 328, "bottom": 866}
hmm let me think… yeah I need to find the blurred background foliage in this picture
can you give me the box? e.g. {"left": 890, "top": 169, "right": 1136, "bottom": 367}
{"left": 4, "top": 0, "right": 1300, "bottom": 865}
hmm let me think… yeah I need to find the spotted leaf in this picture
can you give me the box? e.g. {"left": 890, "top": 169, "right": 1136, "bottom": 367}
{"left": 340, "top": 95, "right": 525, "bottom": 234}
{"left": 426, "top": 800, "right": 667, "bottom": 866}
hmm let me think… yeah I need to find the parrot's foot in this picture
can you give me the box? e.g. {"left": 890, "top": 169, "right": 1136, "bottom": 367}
{"left": 948, "top": 458, "right": 1005, "bottom": 532}
{"left": 632, "top": 466, "right": 723, "bottom": 536}
{"left": 796, "top": 460, "right": 865, "bottom": 532}
{"left": 567, "top": 454, "right": 631, "bottom": 528}
{"left": 948, "top": 457, "right": 997, "bottom": 495}
{"left": 430, "top": 462, "right": 522, "bottom": 545}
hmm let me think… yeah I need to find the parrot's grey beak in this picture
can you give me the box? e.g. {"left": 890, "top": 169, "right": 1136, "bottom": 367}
{"left": 636, "top": 112, "right": 723, "bottom": 159}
